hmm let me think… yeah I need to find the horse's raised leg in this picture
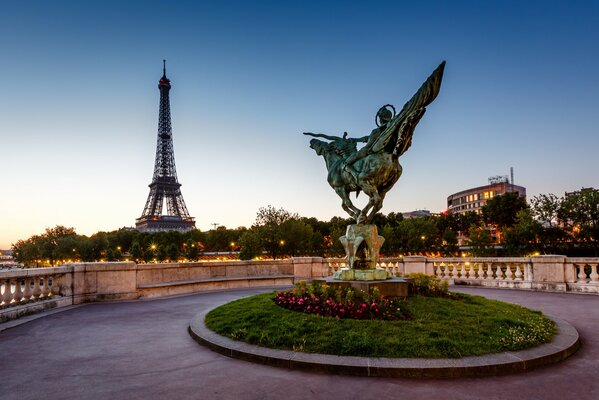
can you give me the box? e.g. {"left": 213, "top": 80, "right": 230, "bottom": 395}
{"left": 366, "top": 191, "right": 387, "bottom": 224}
{"left": 358, "top": 183, "right": 381, "bottom": 224}
{"left": 335, "top": 187, "right": 360, "bottom": 220}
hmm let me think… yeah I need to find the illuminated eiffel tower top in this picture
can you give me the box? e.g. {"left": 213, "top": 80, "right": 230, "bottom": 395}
{"left": 136, "top": 61, "right": 195, "bottom": 233}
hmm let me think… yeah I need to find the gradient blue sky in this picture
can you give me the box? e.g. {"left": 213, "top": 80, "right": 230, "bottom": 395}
{"left": 1, "top": 0, "right": 598, "bottom": 248}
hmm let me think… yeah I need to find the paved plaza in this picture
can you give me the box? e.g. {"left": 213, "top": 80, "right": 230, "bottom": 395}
{"left": 1, "top": 287, "right": 598, "bottom": 400}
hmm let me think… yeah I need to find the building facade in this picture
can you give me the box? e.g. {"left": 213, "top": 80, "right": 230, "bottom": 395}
{"left": 447, "top": 180, "right": 526, "bottom": 215}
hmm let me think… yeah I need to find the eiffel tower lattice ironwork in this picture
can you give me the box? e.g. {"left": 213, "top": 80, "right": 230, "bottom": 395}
{"left": 136, "top": 61, "right": 195, "bottom": 233}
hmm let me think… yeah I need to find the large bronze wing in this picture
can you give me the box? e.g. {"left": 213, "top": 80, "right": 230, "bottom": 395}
{"left": 369, "top": 61, "right": 445, "bottom": 157}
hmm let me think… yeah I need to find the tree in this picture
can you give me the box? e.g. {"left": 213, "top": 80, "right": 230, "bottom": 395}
{"left": 239, "top": 230, "right": 261, "bottom": 260}
{"left": 279, "top": 218, "right": 314, "bottom": 257}
{"left": 503, "top": 209, "right": 541, "bottom": 255}
{"left": 253, "top": 206, "right": 294, "bottom": 259}
{"left": 441, "top": 228, "right": 459, "bottom": 256}
{"left": 13, "top": 237, "right": 43, "bottom": 267}
{"left": 393, "top": 218, "right": 439, "bottom": 255}
{"left": 531, "top": 194, "right": 561, "bottom": 228}
{"left": 130, "top": 241, "right": 143, "bottom": 262}
{"left": 558, "top": 188, "right": 599, "bottom": 252}
{"left": 482, "top": 193, "right": 528, "bottom": 229}
{"left": 166, "top": 243, "right": 180, "bottom": 261}
{"left": 467, "top": 226, "right": 494, "bottom": 257}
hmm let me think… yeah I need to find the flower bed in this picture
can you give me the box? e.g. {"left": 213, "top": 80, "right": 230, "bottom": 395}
{"left": 273, "top": 284, "right": 409, "bottom": 320}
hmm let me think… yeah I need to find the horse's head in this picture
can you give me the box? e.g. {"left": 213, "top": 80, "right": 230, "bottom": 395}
{"left": 309, "top": 138, "right": 330, "bottom": 156}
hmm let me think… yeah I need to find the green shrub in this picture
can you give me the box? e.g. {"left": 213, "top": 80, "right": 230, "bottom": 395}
{"left": 407, "top": 273, "right": 450, "bottom": 297}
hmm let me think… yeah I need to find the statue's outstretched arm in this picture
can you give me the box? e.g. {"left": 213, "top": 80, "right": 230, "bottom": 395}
{"left": 351, "top": 135, "right": 369, "bottom": 143}
{"left": 303, "top": 132, "right": 341, "bottom": 141}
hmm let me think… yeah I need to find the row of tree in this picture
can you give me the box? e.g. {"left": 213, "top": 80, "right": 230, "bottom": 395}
{"left": 12, "top": 189, "right": 598, "bottom": 267}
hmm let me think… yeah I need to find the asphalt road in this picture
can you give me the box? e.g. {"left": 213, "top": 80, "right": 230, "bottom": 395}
{"left": 1, "top": 286, "right": 597, "bottom": 400}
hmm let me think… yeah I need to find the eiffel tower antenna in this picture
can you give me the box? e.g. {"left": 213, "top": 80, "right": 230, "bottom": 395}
{"left": 135, "top": 62, "right": 196, "bottom": 233}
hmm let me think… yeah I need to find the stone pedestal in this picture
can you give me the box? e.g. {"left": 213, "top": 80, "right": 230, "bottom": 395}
{"left": 330, "top": 224, "right": 403, "bottom": 295}
{"left": 339, "top": 224, "right": 384, "bottom": 270}
{"left": 314, "top": 276, "right": 411, "bottom": 299}
{"left": 333, "top": 268, "right": 391, "bottom": 281}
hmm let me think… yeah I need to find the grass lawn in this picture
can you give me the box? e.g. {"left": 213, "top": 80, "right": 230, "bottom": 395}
{"left": 205, "top": 292, "right": 556, "bottom": 358}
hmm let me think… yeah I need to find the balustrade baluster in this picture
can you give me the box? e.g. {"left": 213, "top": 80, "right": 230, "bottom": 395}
{"left": 439, "top": 264, "right": 446, "bottom": 279}
{"left": 23, "top": 277, "right": 33, "bottom": 300}
{"left": 515, "top": 264, "right": 523, "bottom": 280}
{"left": 464, "top": 263, "right": 471, "bottom": 279}
{"left": 32, "top": 277, "right": 42, "bottom": 299}
{"left": 590, "top": 264, "right": 599, "bottom": 282}
{"left": 577, "top": 264, "right": 588, "bottom": 282}
{"left": 448, "top": 264, "right": 454, "bottom": 279}
{"left": 477, "top": 263, "right": 484, "bottom": 280}
{"left": 2, "top": 279, "right": 13, "bottom": 304}
{"left": 13, "top": 279, "right": 23, "bottom": 302}
{"left": 42, "top": 277, "right": 51, "bottom": 297}
{"left": 495, "top": 264, "right": 503, "bottom": 280}
{"left": 507, "top": 264, "right": 515, "bottom": 280}
{"left": 486, "top": 264, "right": 494, "bottom": 280}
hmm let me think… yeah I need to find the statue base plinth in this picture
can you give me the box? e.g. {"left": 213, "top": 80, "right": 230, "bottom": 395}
{"left": 340, "top": 224, "right": 384, "bottom": 270}
{"left": 314, "top": 276, "right": 411, "bottom": 299}
{"left": 333, "top": 268, "right": 391, "bottom": 281}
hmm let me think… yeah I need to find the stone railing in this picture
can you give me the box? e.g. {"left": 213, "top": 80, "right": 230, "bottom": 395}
{"left": 0, "top": 258, "right": 328, "bottom": 322}
{"left": 1, "top": 255, "right": 597, "bottom": 323}
{"left": 0, "top": 266, "right": 73, "bottom": 322}
{"left": 326, "top": 255, "right": 599, "bottom": 294}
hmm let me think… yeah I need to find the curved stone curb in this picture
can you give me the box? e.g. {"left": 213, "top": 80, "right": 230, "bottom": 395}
{"left": 188, "top": 304, "right": 580, "bottom": 379}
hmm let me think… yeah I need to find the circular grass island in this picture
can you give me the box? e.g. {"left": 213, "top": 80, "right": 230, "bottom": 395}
{"left": 204, "top": 281, "right": 557, "bottom": 359}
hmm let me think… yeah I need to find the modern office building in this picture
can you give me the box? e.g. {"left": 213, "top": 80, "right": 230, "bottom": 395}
{"left": 447, "top": 175, "right": 526, "bottom": 215}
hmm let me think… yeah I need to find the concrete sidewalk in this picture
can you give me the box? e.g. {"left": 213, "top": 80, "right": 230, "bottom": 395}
{"left": 1, "top": 287, "right": 597, "bottom": 400}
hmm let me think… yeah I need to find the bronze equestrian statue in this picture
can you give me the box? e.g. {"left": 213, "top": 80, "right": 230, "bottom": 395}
{"left": 304, "top": 61, "right": 445, "bottom": 225}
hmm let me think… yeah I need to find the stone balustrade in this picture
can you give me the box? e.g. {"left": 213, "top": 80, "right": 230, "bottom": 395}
{"left": 1, "top": 255, "right": 597, "bottom": 323}
{"left": 326, "top": 255, "right": 599, "bottom": 293}
{"left": 0, "top": 266, "right": 73, "bottom": 322}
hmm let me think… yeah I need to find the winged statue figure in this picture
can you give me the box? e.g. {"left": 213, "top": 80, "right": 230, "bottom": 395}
{"left": 304, "top": 61, "right": 445, "bottom": 224}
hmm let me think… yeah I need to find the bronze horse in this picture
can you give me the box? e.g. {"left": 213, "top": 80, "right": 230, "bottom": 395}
{"left": 306, "top": 61, "right": 445, "bottom": 224}
{"left": 309, "top": 138, "right": 401, "bottom": 224}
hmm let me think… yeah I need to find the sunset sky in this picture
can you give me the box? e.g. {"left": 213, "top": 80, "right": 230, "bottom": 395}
{"left": 1, "top": 0, "right": 598, "bottom": 248}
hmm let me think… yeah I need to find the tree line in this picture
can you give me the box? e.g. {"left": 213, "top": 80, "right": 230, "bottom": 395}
{"left": 12, "top": 189, "right": 598, "bottom": 267}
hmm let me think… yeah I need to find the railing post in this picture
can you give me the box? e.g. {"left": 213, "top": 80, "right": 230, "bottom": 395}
{"left": 531, "top": 255, "right": 567, "bottom": 292}
{"left": 403, "top": 256, "right": 427, "bottom": 275}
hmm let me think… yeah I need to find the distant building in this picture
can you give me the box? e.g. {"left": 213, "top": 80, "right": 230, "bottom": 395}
{"left": 0, "top": 250, "right": 19, "bottom": 268}
{"left": 447, "top": 176, "right": 526, "bottom": 215}
{"left": 402, "top": 210, "right": 432, "bottom": 219}
{"left": 565, "top": 187, "right": 596, "bottom": 197}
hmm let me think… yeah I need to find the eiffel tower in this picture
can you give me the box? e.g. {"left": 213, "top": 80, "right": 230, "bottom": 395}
{"left": 136, "top": 61, "right": 195, "bottom": 233}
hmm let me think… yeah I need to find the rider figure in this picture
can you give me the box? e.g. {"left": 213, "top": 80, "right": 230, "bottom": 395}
{"left": 302, "top": 131, "right": 368, "bottom": 160}
{"left": 342, "top": 106, "right": 394, "bottom": 180}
